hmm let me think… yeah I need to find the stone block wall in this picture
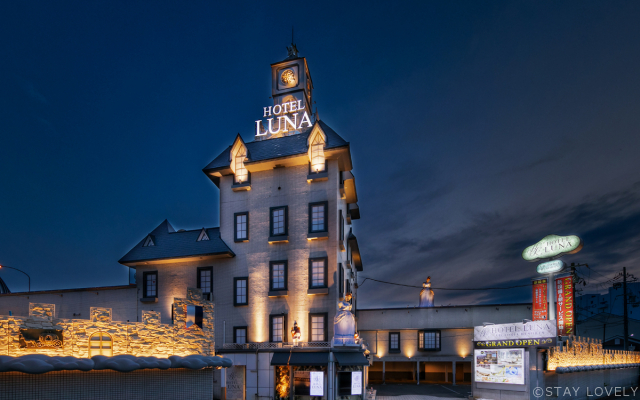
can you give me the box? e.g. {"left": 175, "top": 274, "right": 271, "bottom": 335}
{"left": 0, "top": 290, "right": 215, "bottom": 358}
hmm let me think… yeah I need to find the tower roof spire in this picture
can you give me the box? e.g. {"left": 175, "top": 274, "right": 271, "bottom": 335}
{"left": 285, "top": 26, "right": 299, "bottom": 60}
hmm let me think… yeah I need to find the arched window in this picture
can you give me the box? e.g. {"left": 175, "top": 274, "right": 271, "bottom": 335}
{"left": 89, "top": 332, "right": 113, "bottom": 357}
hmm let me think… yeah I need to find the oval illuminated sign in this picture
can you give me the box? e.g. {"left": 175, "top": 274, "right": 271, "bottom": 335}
{"left": 537, "top": 260, "right": 566, "bottom": 274}
{"left": 522, "top": 234, "right": 583, "bottom": 262}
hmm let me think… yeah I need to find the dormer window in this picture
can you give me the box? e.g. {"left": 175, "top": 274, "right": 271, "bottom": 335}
{"left": 143, "top": 235, "right": 155, "bottom": 247}
{"left": 230, "top": 135, "right": 251, "bottom": 191}
{"left": 310, "top": 135, "right": 325, "bottom": 173}
{"left": 197, "top": 228, "right": 210, "bottom": 242}
{"left": 234, "top": 147, "right": 248, "bottom": 183}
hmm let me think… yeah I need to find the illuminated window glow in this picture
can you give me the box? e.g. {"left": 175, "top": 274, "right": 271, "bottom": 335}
{"left": 418, "top": 330, "right": 441, "bottom": 350}
{"left": 234, "top": 147, "right": 248, "bottom": 183}
{"left": 310, "top": 136, "right": 325, "bottom": 172}
{"left": 89, "top": 332, "right": 113, "bottom": 357}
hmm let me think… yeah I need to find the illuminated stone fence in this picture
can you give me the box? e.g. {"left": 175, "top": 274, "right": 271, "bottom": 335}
{"left": 0, "top": 288, "right": 214, "bottom": 358}
{"left": 548, "top": 336, "right": 640, "bottom": 372}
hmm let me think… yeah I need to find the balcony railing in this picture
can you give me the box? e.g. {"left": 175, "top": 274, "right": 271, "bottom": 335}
{"left": 222, "top": 342, "right": 331, "bottom": 350}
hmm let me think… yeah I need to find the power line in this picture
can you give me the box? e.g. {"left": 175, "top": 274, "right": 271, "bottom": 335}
{"left": 358, "top": 277, "right": 532, "bottom": 291}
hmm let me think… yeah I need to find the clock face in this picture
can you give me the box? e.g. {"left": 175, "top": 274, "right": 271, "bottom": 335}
{"left": 281, "top": 69, "right": 296, "bottom": 85}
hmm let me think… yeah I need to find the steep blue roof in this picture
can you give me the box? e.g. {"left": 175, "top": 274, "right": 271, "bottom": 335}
{"left": 119, "top": 220, "right": 234, "bottom": 264}
{"left": 203, "top": 120, "right": 349, "bottom": 172}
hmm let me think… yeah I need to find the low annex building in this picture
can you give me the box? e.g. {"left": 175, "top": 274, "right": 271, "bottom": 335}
{"left": 0, "top": 289, "right": 231, "bottom": 400}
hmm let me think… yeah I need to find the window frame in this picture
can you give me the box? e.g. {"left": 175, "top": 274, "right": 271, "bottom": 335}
{"left": 389, "top": 332, "right": 401, "bottom": 353}
{"left": 269, "top": 206, "right": 289, "bottom": 237}
{"left": 197, "top": 267, "right": 213, "bottom": 299}
{"left": 418, "top": 329, "right": 441, "bottom": 351}
{"left": 308, "top": 257, "right": 328, "bottom": 289}
{"left": 269, "top": 260, "right": 288, "bottom": 291}
{"left": 89, "top": 331, "right": 113, "bottom": 357}
{"left": 234, "top": 277, "right": 249, "bottom": 306}
{"left": 269, "top": 313, "right": 287, "bottom": 343}
{"left": 308, "top": 201, "right": 329, "bottom": 233}
{"left": 233, "top": 326, "right": 248, "bottom": 344}
{"left": 234, "top": 212, "right": 249, "bottom": 242}
{"left": 308, "top": 312, "right": 328, "bottom": 342}
{"left": 339, "top": 210, "right": 344, "bottom": 241}
{"left": 143, "top": 271, "right": 158, "bottom": 298}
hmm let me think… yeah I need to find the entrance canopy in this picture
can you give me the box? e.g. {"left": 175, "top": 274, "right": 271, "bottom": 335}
{"left": 334, "top": 352, "right": 369, "bottom": 366}
{"left": 271, "top": 352, "right": 329, "bottom": 366}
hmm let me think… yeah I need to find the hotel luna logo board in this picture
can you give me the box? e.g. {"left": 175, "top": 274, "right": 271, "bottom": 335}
{"left": 255, "top": 100, "right": 312, "bottom": 136}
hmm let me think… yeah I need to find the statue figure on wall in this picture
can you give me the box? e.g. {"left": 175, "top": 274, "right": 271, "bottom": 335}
{"left": 419, "top": 277, "right": 435, "bottom": 308}
{"left": 334, "top": 293, "right": 356, "bottom": 345}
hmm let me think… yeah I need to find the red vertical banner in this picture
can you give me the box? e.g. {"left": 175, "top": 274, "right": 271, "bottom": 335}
{"left": 556, "top": 275, "right": 574, "bottom": 336}
{"left": 532, "top": 278, "right": 548, "bottom": 320}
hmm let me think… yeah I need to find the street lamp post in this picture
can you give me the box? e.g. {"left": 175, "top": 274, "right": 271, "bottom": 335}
{"left": 0, "top": 265, "right": 31, "bottom": 292}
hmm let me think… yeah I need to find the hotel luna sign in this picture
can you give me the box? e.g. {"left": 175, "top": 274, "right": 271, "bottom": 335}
{"left": 474, "top": 321, "right": 557, "bottom": 348}
{"left": 522, "top": 234, "right": 583, "bottom": 262}
{"left": 255, "top": 100, "right": 312, "bottom": 137}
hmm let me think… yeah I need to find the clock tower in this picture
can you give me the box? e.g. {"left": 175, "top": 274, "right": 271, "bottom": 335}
{"left": 256, "top": 44, "right": 314, "bottom": 140}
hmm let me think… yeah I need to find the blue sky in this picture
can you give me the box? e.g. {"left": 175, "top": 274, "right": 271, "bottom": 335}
{"left": 1, "top": 1, "right": 639, "bottom": 308}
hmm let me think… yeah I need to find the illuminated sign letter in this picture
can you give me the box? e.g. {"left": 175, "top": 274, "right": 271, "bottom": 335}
{"left": 264, "top": 107, "right": 272, "bottom": 117}
{"left": 268, "top": 118, "right": 280, "bottom": 135}
{"left": 298, "top": 111, "right": 312, "bottom": 129}
{"left": 255, "top": 120, "right": 266, "bottom": 136}
{"left": 282, "top": 114, "right": 297, "bottom": 131}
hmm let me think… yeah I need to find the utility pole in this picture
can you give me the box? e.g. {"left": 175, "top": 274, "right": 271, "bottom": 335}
{"left": 623, "top": 266, "right": 629, "bottom": 351}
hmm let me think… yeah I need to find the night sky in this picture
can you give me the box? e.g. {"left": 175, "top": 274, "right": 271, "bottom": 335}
{"left": 2, "top": 2, "right": 640, "bottom": 308}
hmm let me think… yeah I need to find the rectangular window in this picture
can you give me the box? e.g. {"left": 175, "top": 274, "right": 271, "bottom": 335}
{"left": 309, "top": 201, "right": 328, "bottom": 233}
{"left": 309, "top": 313, "right": 327, "bottom": 342}
{"left": 234, "top": 277, "right": 248, "bottom": 306}
{"left": 418, "top": 330, "right": 441, "bottom": 351}
{"left": 270, "top": 261, "right": 288, "bottom": 291}
{"left": 270, "top": 206, "right": 288, "bottom": 236}
{"left": 234, "top": 327, "right": 247, "bottom": 344}
{"left": 197, "top": 267, "right": 213, "bottom": 299}
{"left": 309, "top": 257, "right": 328, "bottom": 288}
{"left": 389, "top": 332, "right": 400, "bottom": 353}
{"left": 143, "top": 271, "right": 158, "bottom": 298}
{"left": 234, "top": 212, "right": 249, "bottom": 242}
{"left": 270, "top": 314, "right": 287, "bottom": 343}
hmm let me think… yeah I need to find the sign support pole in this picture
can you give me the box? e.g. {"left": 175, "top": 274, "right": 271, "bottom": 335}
{"left": 547, "top": 271, "right": 556, "bottom": 321}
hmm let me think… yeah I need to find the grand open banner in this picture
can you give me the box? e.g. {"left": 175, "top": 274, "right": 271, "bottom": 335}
{"left": 556, "top": 275, "right": 574, "bottom": 336}
{"left": 532, "top": 278, "right": 548, "bottom": 321}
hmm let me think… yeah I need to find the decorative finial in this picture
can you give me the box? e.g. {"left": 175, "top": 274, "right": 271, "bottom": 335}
{"left": 286, "top": 26, "right": 299, "bottom": 59}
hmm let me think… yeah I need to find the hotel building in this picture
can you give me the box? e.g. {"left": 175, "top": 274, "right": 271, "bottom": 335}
{"left": 118, "top": 45, "right": 367, "bottom": 400}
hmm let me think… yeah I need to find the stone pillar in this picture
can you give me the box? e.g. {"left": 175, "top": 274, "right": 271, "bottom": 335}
{"left": 416, "top": 361, "right": 420, "bottom": 385}
{"left": 382, "top": 361, "right": 385, "bottom": 385}
{"left": 444, "top": 363, "right": 448, "bottom": 383}
{"left": 452, "top": 361, "right": 456, "bottom": 386}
